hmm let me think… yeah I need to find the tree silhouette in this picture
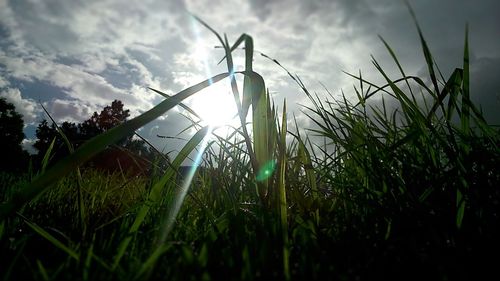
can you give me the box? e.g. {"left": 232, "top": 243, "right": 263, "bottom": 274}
{"left": 0, "top": 97, "right": 29, "bottom": 173}
{"left": 33, "top": 120, "right": 79, "bottom": 164}
{"left": 79, "top": 100, "right": 130, "bottom": 141}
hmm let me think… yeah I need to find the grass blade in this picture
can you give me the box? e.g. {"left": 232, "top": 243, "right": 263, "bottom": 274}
{"left": 113, "top": 126, "right": 210, "bottom": 269}
{"left": 19, "top": 214, "right": 79, "bottom": 261}
{"left": 40, "top": 137, "right": 56, "bottom": 174}
{"left": 407, "top": 2, "right": 440, "bottom": 95}
{"left": 277, "top": 100, "right": 290, "bottom": 281}
{"left": 461, "top": 24, "right": 470, "bottom": 135}
{"left": 148, "top": 87, "right": 202, "bottom": 121}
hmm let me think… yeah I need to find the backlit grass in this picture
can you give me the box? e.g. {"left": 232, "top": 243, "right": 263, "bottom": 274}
{"left": 1, "top": 11, "right": 499, "bottom": 281}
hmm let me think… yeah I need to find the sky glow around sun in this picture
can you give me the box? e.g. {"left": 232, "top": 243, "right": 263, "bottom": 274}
{"left": 189, "top": 18, "right": 239, "bottom": 131}
{"left": 190, "top": 82, "right": 238, "bottom": 129}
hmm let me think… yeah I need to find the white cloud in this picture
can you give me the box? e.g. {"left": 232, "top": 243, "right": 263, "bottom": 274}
{"left": 22, "top": 138, "right": 37, "bottom": 154}
{"left": 0, "top": 87, "right": 39, "bottom": 125}
{"left": 0, "top": 76, "right": 9, "bottom": 88}
{"left": 0, "top": 0, "right": 190, "bottom": 124}
{"left": 0, "top": 53, "right": 154, "bottom": 117}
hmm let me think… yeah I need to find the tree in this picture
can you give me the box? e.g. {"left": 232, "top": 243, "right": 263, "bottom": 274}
{"left": 78, "top": 100, "right": 130, "bottom": 140}
{"left": 0, "top": 97, "right": 29, "bottom": 173}
{"left": 33, "top": 120, "right": 78, "bottom": 165}
{"left": 33, "top": 100, "right": 168, "bottom": 175}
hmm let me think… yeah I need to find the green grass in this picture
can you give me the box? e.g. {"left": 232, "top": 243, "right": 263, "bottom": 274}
{"left": 1, "top": 12, "right": 500, "bottom": 281}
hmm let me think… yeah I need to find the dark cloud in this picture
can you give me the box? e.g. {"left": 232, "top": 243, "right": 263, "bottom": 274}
{"left": 470, "top": 57, "right": 500, "bottom": 125}
{"left": 248, "top": 0, "right": 274, "bottom": 21}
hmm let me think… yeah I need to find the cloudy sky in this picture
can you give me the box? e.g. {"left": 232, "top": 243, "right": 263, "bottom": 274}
{"left": 0, "top": 0, "right": 499, "bottom": 156}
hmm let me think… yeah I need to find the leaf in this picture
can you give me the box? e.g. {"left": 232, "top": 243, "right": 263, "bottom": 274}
{"left": 36, "top": 260, "right": 50, "bottom": 281}
{"left": 407, "top": 2, "right": 440, "bottom": 95}
{"left": 241, "top": 35, "right": 254, "bottom": 121}
{"left": 148, "top": 87, "right": 202, "bottom": 120}
{"left": 461, "top": 24, "right": 471, "bottom": 135}
{"left": 456, "top": 189, "right": 466, "bottom": 229}
{"left": 277, "top": 99, "right": 290, "bottom": 281}
{"left": 20, "top": 214, "right": 79, "bottom": 261}
{"left": 40, "top": 137, "right": 56, "bottom": 174}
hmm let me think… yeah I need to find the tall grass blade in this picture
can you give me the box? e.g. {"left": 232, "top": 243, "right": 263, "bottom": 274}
{"left": 19, "top": 214, "right": 79, "bottom": 261}
{"left": 294, "top": 116, "right": 319, "bottom": 225}
{"left": 277, "top": 100, "right": 290, "bottom": 281}
{"left": 83, "top": 236, "right": 95, "bottom": 281}
{"left": 148, "top": 87, "right": 202, "bottom": 120}
{"left": 407, "top": 2, "right": 440, "bottom": 95}
{"left": 113, "top": 126, "right": 210, "bottom": 269}
{"left": 456, "top": 190, "right": 465, "bottom": 229}
{"left": 156, "top": 126, "right": 211, "bottom": 243}
{"left": 40, "top": 137, "right": 56, "bottom": 174}
{"left": 461, "top": 24, "right": 470, "bottom": 135}
{"left": 456, "top": 25, "right": 471, "bottom": 230}
{"left": 242, "top": 35, "right": 254, "bottom": 120}
{"left": 247, "top": 71, "right": 271, "bottom": 199}
{"left": 378, "top": 35, "right": 413, "bottom": 95}
{"left": 36, "top": 260, "right": 50, "bottom": 281}
{"left": 193, "top": 15, "right": 262, "bottom": 190}
{"left": 40, "top": 103, "right": 86, "bottom": 244}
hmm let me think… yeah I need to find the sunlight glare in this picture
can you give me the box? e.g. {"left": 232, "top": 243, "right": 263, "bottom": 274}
{"left": 191, "top": 82, "right": 238, "bottom": 128}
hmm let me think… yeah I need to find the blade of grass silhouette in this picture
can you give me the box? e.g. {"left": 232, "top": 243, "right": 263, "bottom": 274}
{"left": 461, "top": 24, "right": 470, "bottom": 136}
{"left": 194, "top": 18, "right": 251, "bottom": 133}
{"left": 241, "top": 70, "right": 271, "bottom": 201}
{"left": 148, "top": 87, "right": 202, "bottom": 120}
{"left": 277, "top": 100, "right": 290, "bottom": 281}
{"left": 378, "top": 35, "right": 414, "bottom": 96}
{"left": 457, "top": 25, "right": 470, "bottom": 230}
{"left": 40, "top": 102, "right": 87, "bottom": 253}
{"left": 293, "top": 114, "right": 319, "bottom": 225}
{"left": 0, "top": 72, "right": 229, "bottom": 219}
{"left": 193, "top": 15, "right": 261, "bottom": 189}
{"left": 18, "top": 213, "right": 79, "bottom": 261}
{"left": 40, "top": 137, "right": 56, "bottom": 174}
{"left": 407, "top": 2, "right": 440, "bottom": 96}
{"left": 242, "top": 34, "right": 254, "bottom": 121}
{"left": 156, "top": 126, "right": 213, "bottom": 245}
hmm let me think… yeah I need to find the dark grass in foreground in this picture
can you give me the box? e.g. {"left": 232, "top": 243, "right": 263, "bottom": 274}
{"left": 1, "top": 16, "right": 500, "bottom": 281}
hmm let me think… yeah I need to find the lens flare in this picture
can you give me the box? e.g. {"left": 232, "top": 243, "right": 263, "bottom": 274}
{"left": 158, "top": 126, "right": 213, "bottom": 243}
{"left": 158, "top": 16, "right": 222, "bottom": 243}
{"left": 256, "top": 160, "right": 277, "bottom": 181}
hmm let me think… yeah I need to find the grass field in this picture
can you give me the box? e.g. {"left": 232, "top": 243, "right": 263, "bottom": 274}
{"left": 1, "top": 15, "right": 499, "bottom": 281}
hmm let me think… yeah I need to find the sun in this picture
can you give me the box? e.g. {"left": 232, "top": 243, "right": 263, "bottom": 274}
{"left": 190, "top": 82, "right": 239, "bottom": 129}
